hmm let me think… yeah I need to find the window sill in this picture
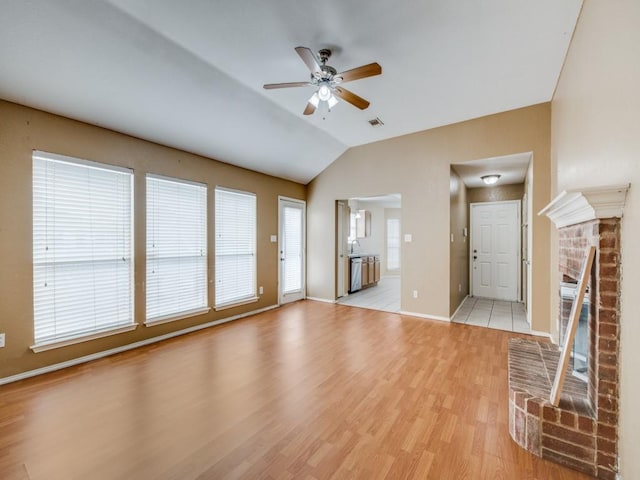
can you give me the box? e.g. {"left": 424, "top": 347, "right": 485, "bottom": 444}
{"left": 214, "top": 296, "right": 259, "bottom": 312}
{"left": 31, "top": 323, "right": 139, "bottom": 353}
{"left": 145, "top": 307, "right": 211, "bottom": 327}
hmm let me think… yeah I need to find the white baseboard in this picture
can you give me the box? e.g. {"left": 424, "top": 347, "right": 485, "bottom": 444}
{"left": 450, "top": 295, "right": 469, "bottom": 320}
{"left": 398, "top": 310, "right": 451, "bottom": 322}
{"left": 529, "top": 329, "right": 553, "bottom": 340}
{"left": 0, "top": 304, "right": 279, "bottom": 386}
{"left": 306, "top": 297, "right": 336, "bottom": 304}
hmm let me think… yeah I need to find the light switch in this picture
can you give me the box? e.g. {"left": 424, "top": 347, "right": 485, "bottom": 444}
{"left": 270, "top": 235, "right": 277, "bottom": 243}
{"left": 404, "top": 234, "right": 412, "bottom": 243}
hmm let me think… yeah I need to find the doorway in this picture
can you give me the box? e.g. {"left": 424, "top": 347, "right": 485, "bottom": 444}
{"left": 335, "top": 194, "right": 401, "bottom": 313}
{"left": 470, "top": 200, "right": 520, "bottom": 301}
{"left": 278, "top": 197, "right": 305, "bottom": 304}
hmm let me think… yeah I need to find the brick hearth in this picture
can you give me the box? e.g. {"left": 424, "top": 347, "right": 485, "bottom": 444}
{"left": 508, "top": 218, "right": 621, "bottom": 479}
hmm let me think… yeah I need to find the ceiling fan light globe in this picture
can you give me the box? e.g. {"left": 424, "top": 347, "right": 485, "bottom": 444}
{"left": 318, "top": 84, "right": 331, "bottom": 101}
{"left": 327, "top": 95, "right": 338, "bottom": 109}
{"left": 309, "top": 93, "right": 320, "bottom": 108}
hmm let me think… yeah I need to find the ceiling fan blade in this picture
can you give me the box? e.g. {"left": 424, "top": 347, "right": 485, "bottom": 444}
{"left": 303, "top": 102, "right": 316, "bottom": 116}
{"left": 333, "top": 87, "right": 370, "bottom": 110}
{"left": 263, "top": 82, "right": 310, "bottom": 89}
{"left": 336, "top": 63, "right": 382, "bottom": 83}
{"left": 295, "top": 46, "right": 321, "bottom": 74}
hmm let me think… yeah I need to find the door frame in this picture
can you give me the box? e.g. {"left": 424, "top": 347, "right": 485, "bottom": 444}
{"left": 278, "top": 196, "right": 306, "bottom": 305}
{"left": 469, "top": 200, "right": 521, "bottom": 301}
{"left": 336, "top": 200, "right": 349, "bottom": 299}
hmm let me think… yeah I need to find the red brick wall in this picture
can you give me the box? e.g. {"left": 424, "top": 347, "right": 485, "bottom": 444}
{"left": 556, "top": 218, "right": 620, "bottom": 479}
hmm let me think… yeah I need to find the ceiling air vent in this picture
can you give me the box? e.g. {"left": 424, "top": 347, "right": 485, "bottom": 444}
{"left": 368, "top": 117, "right": 384, "bottom": 127}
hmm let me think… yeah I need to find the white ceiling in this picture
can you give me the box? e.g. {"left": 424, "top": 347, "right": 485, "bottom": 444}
{"left": 451, "top": 152, "right": 532, "bottom": 188}
{"left": 0, "top": 0, "right": 582, "bottom": 184}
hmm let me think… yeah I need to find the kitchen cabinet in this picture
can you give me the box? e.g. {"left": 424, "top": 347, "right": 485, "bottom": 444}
{"left": 367, "top": 256, "right": 375, "bottom": 284}
{"left": 362, "top": 260, "right": 369, "bottom": 287}
{"left": 348, "top": 254, "right": 381, "bottom": 293}
{"left": 354, "top": 210, "right": 371, "bottom": 238}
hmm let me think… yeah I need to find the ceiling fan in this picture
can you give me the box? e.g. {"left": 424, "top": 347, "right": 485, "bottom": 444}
{"left": 263, "top": 47, "right": 382, "bottom": 116}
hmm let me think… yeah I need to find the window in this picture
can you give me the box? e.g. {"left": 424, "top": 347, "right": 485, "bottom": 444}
{"left": 32, "top": 151, "right": 134, "bottom": 349}
{"left": 146, "top": 175, "right": 208, "bottom": 324}
{"left": 387, "top": 218, "right": 401, "bottom": 270}
{"left": 215, "top": 187, "right": 256, "bottom": 308}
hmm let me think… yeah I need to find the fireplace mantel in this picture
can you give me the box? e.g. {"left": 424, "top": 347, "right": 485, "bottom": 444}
{"left": 538, "top": 184, "right": 629, "bottom": 228}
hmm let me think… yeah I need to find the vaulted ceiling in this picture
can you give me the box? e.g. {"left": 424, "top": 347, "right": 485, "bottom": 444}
{"left": 0, "top": 0, "right": 583, "bottom": 184}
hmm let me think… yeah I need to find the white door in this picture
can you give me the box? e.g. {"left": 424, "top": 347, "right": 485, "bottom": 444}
{"left": 471, "top": 201, "right": 520, "bottom": 301}
{"left": 336, "top": 201, "right": 348, "bottom": 298}
{"left": 279, "top": 197, "right": 305, "bottom": 304}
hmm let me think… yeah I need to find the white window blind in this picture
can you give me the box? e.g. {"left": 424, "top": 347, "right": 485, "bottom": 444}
{"left": 215, "top": 187, "right": 256, "bottom": 307}
{"left": 32, "top": 152, "right": 134, "bottom": 346}
{"left": 387, "top": 218, "right": 401, "bottom": 270}
{"left": 282, "top": 205, "right": 303, "bottom": 293}
{"left": 146, "top": 175, "right": 208, "bottom": 322}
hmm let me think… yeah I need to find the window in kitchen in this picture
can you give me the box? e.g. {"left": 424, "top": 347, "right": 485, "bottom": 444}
{"left": 386, "top": 218, "right": 401, "bottom": 271}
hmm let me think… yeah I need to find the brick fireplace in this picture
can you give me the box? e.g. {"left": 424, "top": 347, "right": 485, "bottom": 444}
{"left": 507, "top": 185, "right": 628, "bottom": 479}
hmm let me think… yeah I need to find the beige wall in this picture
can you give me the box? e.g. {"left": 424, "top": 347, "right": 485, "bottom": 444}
{"left": 551, "top": 0, "right": 640, "bottom": 477}
{"left": 307, "top": 104, "right": 551, "bottom": 326}
{"left": 449, "top": 169, "right": 469, "bottom": 313}
{"left": 467, "top": 183, "right": 524, "bottom": 204}
{"left": 0, "top": 100, "right": 305, "bottom": 379}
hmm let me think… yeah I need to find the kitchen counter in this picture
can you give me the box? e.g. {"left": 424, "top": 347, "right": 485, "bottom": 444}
{"left": 349, "top": 254, "right": 381, "bottom": 293}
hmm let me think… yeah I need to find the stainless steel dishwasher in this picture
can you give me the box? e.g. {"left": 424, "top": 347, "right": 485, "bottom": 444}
{"left": 350, "top": 257, "right": 362, "bottom": 293}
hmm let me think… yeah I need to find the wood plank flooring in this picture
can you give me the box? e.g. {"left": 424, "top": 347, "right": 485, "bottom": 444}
{"left": 0, "top": 301, "right": 593, "bottom": 480}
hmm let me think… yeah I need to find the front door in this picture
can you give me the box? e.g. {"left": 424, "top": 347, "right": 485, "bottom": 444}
{"left": 279, "top": 197, "right": 305, "bottom": 304}
{"left": 471, "top": 201, "right": 520, "bottom": 301}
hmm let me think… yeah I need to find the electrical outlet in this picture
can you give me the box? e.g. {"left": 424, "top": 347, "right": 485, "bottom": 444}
{"left": 412, "top": 290, "right": 418, "bottom": 299}
{"left": 0, "top": 333, "right": 5, "bottom": 348}
{"left": 259, "top": 286, "right": 264, "bottom": 295}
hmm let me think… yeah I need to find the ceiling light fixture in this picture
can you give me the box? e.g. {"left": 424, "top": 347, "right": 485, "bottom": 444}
{"left": 481, "top": 174, "right": 501, "bottom": 185}
{"left": 317, "top": 83, "right": 331, "bottom": 101}
{"left": 310, "top": 82, "right": 338, "bottom": 112}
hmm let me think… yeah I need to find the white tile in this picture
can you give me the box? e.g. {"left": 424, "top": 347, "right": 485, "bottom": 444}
{"left": 488, "top": 317, "right": 513, "bottom": 331}
{"left": 513, "top": 320, "right": 531, "bottom": 333}
{"left": 466, "top": 316, "right": 489, "bottom": 327}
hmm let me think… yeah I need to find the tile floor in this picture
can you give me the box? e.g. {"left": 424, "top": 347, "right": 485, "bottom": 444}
{"left": 337, "top": 281, "right": 530, "bottom": 335}
{"left": 452, "top": 296, "right": 530, "bottom": 333}
{"left": 336, "top": 276, "right": 400, "bottom": 313}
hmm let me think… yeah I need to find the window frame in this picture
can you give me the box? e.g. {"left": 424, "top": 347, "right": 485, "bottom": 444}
{"left": 145, "top": 173, "right": 210, "bottom": 326}
{"left": 31, "top": 151, "right": 136, "bottom": 352}
{"left": 386, "top": 217, "right": 401, "bottom": 272}
{"left": 214, "top": 186, "right": 258, "bottom": 310}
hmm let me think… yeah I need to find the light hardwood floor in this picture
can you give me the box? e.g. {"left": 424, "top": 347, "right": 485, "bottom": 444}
{"left": 0, "top": 301, "right": 591, "bottom": 480}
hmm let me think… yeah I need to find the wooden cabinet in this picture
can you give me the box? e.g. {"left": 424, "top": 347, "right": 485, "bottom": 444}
{"left": 355, "top": 210, "right": 372, "bottom": 238}
{"left": 350, "top": 254, "right": 381, "bottom": 292}
{"left": 374, "top": 255, "right": 380, "bottom": 283}
{"left": 361, "top": 260, "right": 369, "bottom": 287}
{"left": 367, "top": 256, "right": 375, "bottom": 284}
